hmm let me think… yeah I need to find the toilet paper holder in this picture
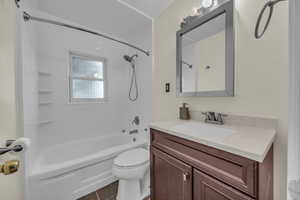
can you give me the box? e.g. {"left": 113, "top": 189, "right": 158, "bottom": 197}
{"left": 0, "top": 140, "right": 23, "bottom": 156}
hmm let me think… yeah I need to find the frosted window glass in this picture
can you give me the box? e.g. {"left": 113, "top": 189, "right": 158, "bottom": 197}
{"left": 72, "top": 56, "right": 103, "bottom": 79}
{"left": 72, "top": 79, "right": 104, "bottom": 99}
{"left": 69, "top": 53, "right": 106, "bottom": 102}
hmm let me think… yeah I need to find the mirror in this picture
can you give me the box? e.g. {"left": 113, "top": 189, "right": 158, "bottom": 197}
{"left": 177, "top": 0, "right": 234, "bottom": 97}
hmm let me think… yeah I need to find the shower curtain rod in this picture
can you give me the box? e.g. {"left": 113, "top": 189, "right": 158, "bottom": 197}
{"left": 22, "top": 12, "right": 151, "bottom": 56}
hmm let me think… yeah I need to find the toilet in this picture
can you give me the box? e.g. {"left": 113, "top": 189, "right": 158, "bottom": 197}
{"left": 113, "top": 148, "right": 150, "bottom": 200}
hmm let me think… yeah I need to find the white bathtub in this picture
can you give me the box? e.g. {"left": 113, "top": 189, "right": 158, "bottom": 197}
{"left": 28, "top": 134, "right": 148, "bottom": 200}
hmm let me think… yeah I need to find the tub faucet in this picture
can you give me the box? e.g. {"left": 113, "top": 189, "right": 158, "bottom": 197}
{"left": 202, "top": 112, "right": 227, "bottom": 125}
{"left": 129, "top": 129, "right": 139, "bottom": 135}
{"left": 121, "top": 129, "right": 139, "bottom": 135}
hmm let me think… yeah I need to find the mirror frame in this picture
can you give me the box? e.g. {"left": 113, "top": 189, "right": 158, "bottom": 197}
{"left": 176, "top": 0, "right": 234, "bottom": 97}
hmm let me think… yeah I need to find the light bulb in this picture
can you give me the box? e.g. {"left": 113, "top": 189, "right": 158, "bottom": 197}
{"left": 202, "top": 0, "right": 213, "bottom": 8}
{"left": 193, "top": 7, "right": 199, "bottom": 15}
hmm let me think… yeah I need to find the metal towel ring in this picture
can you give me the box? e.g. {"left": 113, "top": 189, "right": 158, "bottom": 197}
{"left": 255, "top": 0, "right": 287, "bottom": 39}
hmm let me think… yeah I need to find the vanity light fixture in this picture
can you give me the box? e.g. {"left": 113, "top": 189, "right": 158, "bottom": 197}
{"left": 198, "top": 0, "right": 220, "bottom": 14}
{"left": 181, "top": 0, "right": 222, "bottom": 28}
{"left": 202, "top": 0, "right": 214, "bottom": 8}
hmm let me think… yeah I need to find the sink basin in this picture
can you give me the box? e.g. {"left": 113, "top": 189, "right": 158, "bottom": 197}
{"left": 172, "top": 122, "right": 235, "bottom": 140}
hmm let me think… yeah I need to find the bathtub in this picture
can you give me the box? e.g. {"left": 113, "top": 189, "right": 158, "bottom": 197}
{"left": 28, "top": 134, "right": 148, "bottom": 200}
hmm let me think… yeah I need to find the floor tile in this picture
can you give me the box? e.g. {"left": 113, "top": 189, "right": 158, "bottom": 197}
{"left": 96, "top": 181, "right": 118, "bottom": 200}
{"left": 77, "top": 192, "right": 99, "bottom": 200}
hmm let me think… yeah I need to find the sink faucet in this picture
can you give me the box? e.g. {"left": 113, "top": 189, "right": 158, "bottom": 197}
{"left": 202, "top": 112, "right": 227, "bottom": 125}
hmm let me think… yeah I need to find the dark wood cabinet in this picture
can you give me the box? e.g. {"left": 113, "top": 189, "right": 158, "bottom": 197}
{"left": 150, "top": 129, "right": 273, "bottom": 200}
{"left": 194, "top": 170, "right": 254, "bottom": 200}
{"left": 150, "top": 147, "right": 192, "bottom": 200}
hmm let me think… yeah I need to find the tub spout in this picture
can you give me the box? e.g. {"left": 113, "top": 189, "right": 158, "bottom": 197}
{"left": 129, "top": 129, "right": 139, "bottom": 135}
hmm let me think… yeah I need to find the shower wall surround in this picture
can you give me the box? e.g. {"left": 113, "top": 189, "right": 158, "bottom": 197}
{"left": 153, "top": 0, "right": 288, "bottom": 200}
{"left": 20, "top": 3, "right": 152, "bottom": 181}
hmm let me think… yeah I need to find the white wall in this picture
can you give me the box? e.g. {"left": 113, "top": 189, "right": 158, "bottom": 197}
{"left": 288, "top": 0, "right": 300, "bottom": 199}
{"left": 126, "top": 24, "right": 153, "bottom": 137}
{"left": 153, "top": 0, "right": 288, "bottom": 200}
{"left": 182, "top": 44, "right": 197, "bottom": 92}
{"left": 182, "top": 31, "right": 226, "bottom": 92}
{"left": 0, "top": 0, "right": 22, "bottom": 200}
{"left": 21, "top": 13, "right": 39, "bottom": 176}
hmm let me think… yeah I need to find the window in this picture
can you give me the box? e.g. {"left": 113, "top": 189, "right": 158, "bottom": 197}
{"left": 69, "top": 52, "right": 107, "bottom": 103}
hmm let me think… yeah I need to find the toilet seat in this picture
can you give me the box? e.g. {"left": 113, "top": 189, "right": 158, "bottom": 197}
{"left": 114, "top": 148, "right": 149, "bottom": 168}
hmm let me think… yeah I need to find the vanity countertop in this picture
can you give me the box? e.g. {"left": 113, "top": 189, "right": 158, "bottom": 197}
{"left": 149, "top": 120, "right": 276, "bottom": 163}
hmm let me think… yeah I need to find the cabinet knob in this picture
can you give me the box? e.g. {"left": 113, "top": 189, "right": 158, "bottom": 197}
{"left": 183, "top": 173, "right": 190, "bottom": 181}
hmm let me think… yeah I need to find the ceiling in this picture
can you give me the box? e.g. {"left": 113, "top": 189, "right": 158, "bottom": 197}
{"left": 36, "top": 0, "right": 174, "bottom": 41}
{"left": 117, "top": 0, "right": 175, "bottom": 19}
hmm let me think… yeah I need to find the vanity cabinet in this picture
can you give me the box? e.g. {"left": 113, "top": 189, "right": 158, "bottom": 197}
{"left": 150, "top": 129, "right": 273, "bottom": 200}
{"left": 151, "top": 148, "right": 192, "bottom": 200}
{"left": 194, "top": 170, "right": 254, "bottom": 200}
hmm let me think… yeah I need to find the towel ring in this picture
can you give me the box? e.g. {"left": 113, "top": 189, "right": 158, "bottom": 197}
{"left": 255, "top": 0, "right": 287, "bottom": 39}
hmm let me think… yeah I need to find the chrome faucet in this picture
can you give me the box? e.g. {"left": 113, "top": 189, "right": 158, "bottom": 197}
{"left": 202, "top": 112, "right": 227, "bottom": 125}
{"left": 129, "top": 129, "right": 139, "bottom": 135}
{"left": 122, "top": 129, "right": 139, "bottom": 135}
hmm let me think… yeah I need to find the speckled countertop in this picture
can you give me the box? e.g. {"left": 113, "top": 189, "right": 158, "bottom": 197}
{"left": 150, "top": 120, "right": 276, "bottom": 163}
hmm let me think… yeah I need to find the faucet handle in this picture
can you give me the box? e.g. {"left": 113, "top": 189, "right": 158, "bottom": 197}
{"left": 217, "top": 113, "right": 228, "bottom": 117}
{"left": 201, "top": 112, "right": 208, "bottom": 115}
{"left": 216, "top": 113, "right": 228, "bottom": 124}
{"left": 201, "top": 112, "right": 209, "bottom": 120}
{"left": 208, "top": 112, "right": 216, "bottom": 121}
{"left": 202, "top": 112, "right": 216, "bottom": 121}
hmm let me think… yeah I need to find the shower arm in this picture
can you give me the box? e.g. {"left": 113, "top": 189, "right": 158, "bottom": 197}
{"left": 22, "top": 12, "right": 151, "bottom": 57}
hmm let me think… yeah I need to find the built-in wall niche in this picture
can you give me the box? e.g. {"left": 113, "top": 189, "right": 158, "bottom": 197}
{"left": 39, "top": 93, "right": 53, "bottom": 106}
{"left": 38, "top": 68, "right": 52, "bottom": 76}
{"left": 39, "top": 105, "right": 54, "bottom": 125}
{"left": 38, "top": 67, "right": 54, "bottom": 106}
{"left": 38, "top": 73, "right": 53, "bottom": 93}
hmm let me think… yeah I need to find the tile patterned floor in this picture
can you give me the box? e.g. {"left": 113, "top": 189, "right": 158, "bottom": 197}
{"left": 77, "top": 181, "right": 150, "bottom": 200}
{"left": 78, "top": 181, "right": 118, "bottom": 200}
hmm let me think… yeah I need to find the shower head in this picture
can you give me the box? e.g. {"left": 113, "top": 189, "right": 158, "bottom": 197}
{"left": 123, "top": 54, "right": 138, "bottom": 63}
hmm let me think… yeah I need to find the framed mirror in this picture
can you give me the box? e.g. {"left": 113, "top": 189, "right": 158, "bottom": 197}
{"left": 176, "top": 0, "right": 234, "bottom": 97}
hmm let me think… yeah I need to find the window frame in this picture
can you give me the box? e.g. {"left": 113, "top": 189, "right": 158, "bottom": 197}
{"left": 69, "top": 51, "right": 108, "bottom": 103}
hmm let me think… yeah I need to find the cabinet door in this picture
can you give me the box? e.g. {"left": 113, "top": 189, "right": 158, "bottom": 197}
{"left": 151, "top": 147, "right": 192, "bottom": 200}
{"left": 194, "top": 170, "right": 254, "bottom": 200}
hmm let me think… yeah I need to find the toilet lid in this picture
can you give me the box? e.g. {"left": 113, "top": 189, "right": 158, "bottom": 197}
{"left": 114, "top": 148, "right": 149, "bottom": 167}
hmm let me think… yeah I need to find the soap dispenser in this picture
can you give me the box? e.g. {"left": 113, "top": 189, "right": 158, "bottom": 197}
{"left": 179, "top": 103, "right": 190, "bottom": 120}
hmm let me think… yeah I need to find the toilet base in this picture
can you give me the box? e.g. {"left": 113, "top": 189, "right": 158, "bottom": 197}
{"left": 117, "top": 179, "right": 141, "bottom": 200}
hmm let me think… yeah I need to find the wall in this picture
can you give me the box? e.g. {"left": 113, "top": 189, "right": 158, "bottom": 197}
{"left": 153, "top": 0, "right": 288, "bottom": 199}
{"left": 126, "top": 24, "right": 153, "bottom": 136}
{"left": 288, "top": 0, "right": 300, "bottom": 199}
{"left": 182, "top": 31, "right": 226, "bottom": 92}
{"left": 0, "top": 0, "right": 22, "bottom": 199}
{"left": 20, "top": 4, "right": 39, "bottom": 177}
